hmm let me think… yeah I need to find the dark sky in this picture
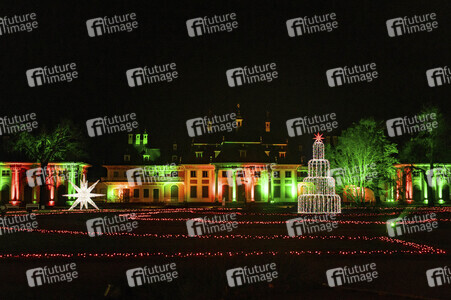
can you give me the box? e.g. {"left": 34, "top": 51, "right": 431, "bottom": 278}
{"left": 1, "top": 0, "right": 449, "bottom": 156}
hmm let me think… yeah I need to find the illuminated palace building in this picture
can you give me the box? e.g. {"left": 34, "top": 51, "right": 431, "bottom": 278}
{"left": 0, "top": 109, "right": 449, "bottom": 206}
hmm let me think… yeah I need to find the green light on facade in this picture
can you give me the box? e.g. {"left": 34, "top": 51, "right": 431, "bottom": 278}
{"left": 262, "top": 171, "right": 269, "bottom": 199}
{"left": 232, "top": 171, "right": 236, "bottom": 201}
{"left": 108, "top": 188, "right": 115, "bottom": 202}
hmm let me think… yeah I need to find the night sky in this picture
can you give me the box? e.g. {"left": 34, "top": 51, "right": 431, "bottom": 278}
{"left": 1, "top": 0, "right": 449, "bottom": 159}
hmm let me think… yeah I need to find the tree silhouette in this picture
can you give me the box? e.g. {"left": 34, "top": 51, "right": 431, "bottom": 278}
{"left": 10, "top": 121, "right": 86, "bottom": 204}
{"left": 399, "top": 106, "right": 449, "bottom": 206}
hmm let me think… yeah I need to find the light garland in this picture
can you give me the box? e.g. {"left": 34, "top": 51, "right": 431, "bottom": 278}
{"left": 126, "top": 216, "right": 447, "bottom": 225}
{"left": 0, "top": 247, "right": 444, "bottom": 260}
{"left": 4, "top": 206, "right": 450, "bottom": 217}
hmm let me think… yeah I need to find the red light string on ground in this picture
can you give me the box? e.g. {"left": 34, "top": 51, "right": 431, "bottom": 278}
{"left": 0, "top": 227, "right": 445, "bottom": 255}
{"left": 0, "top": 247, "right": 445, "bottom": 261}
{"left": 125, "top": 216, "right": 447, "bottom": 225}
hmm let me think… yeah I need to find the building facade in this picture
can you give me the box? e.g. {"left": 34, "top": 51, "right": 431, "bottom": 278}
{"left": 0, "top": 161, "right": 448, "bottom": 206}
{"left": 97, "top": 162, "right": 304, "bottom": 204}
{"left": 0, "top": 162, "right": 88, "bottom": 206}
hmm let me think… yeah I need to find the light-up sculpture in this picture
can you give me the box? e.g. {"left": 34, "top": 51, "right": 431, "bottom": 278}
{"left": 298, "top": 133, "right": 341, "bottom": 214}
{"left": 64, "top": 175, "right": 103, "bottom": 210}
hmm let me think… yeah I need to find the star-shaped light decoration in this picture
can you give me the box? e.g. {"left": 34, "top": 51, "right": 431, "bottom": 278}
{"left": 64, "top": 175, "right": 103, "bottom": 210}
{"left": 313, "top": 133, "right": 325, "bottom": 143}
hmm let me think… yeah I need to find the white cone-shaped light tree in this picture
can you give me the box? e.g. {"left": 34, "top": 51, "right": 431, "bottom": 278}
{"left": 298, "top": 133, "right": 341, "bottom": 214}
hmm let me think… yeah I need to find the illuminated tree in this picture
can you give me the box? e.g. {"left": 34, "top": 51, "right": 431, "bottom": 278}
{"left": 10, "top": 122, "right": 86, "bottom": 204}
{"left": 327, "top": 119, "right": 398, "bottom": 205}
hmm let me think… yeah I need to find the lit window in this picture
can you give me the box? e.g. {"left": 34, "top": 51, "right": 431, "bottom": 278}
{"left": 202, "top": 186, "right": 209, "bottom": 198}
{"left": 190, "top": 186, "right": 197, "bottom": 198}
